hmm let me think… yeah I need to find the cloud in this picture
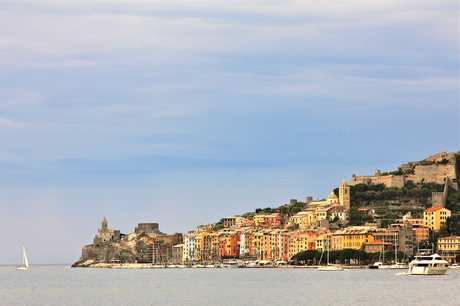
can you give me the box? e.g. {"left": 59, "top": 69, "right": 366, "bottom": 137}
{"left": 1, "top": 0, "right": 457, "bottom": 70}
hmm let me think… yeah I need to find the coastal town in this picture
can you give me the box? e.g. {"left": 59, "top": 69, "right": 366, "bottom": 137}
{"left": 72, "top": 151, "right": 460, "bottom": 268}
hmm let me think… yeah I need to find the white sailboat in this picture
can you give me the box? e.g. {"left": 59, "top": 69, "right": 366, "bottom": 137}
{"left": 388, "top": 234, "right": 408, "bottom": 269}
{"left": 16, "top": 246, "right": 29, "bottom": 270}
{"left": 318, "top": 237, "right": 344, "bottom": 271}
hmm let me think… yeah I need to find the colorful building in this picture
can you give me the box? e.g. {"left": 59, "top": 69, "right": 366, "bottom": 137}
{"left": 337, "top": 226, "right": 376, "bottom": 250}
{"left": 423, "top": 207, "right": 451, "bottom": 231}
{"left": 438, "top": 236, "right": 460, "bottom": 262}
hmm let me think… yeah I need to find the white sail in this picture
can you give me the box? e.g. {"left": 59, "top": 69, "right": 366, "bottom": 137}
{"left": 16, "top": 246, "right": 28, "bottom": 270}
{"left": 23, "top": 246, "right": 29, "bottom": 268}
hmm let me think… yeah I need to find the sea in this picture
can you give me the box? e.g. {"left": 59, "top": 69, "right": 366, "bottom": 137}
{"left": 0, "top": 265, "right": 459, "bottom": 306}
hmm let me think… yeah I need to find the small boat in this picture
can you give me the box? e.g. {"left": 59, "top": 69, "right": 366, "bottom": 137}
{"left": 221, "top": 259, "right": 245, "bottom": 268}
{"left": 406, "top": 253, "right": 449, "bottom": 275}
{"left": 449, "top": 263, "right": 460, "bottom": 270}
{"left": 166, "top": 263, "right": 179, "bottom": 268}
{"left": 318, "top": 237, "right": 344, "bottom": 271}
{"left": 16, "top": 246, "right": 29, "bottom": 270}
{"left": 375, "top": 262, "right": 407, "bottom": 269}
{"left": 318, "top": 264, "right": 344, "bottom": 271}
{"left": 388, "top": 262, "right": 409, "bottom": 269}
{"left": 369, "top": 261, "right": 382, "bottom": 269}
{"left": 387, "top": 236, "right": 408, "bottom": 269}
{"left": 246, "top": 261, "right": 259, "bottom": 268}
{"left": 369, "top": 262, "right": 382, "bottom": 269}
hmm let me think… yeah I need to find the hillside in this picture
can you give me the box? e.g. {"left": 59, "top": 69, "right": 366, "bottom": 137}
{"left": 231, "top": 151, "right": 460, "bottom": 227}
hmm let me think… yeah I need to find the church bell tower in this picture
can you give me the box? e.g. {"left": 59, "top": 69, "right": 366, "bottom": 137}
{"left": 339, "top": 179, "right": 350, "bottom": 210}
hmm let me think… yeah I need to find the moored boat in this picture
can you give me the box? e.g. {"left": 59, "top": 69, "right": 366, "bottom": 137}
{"left": 318, "top": 264, "right": 344, "bottom": 271}
{"left": 369, "top": 262, "right": 382, "bottom": 269}
{"left": 406, "top": 253, "right": 448, "bottom": 275}
{"left": 318, "top": 236, "right": 344, "bottom": 271}
{"left": 388, "top": 262, "right": 409, "bottom": 269}
{"left": 221, "top": 259, "right": 245, "bottom": 268}
{"left": 449, "top": 263, "right": 460, "bottom": 270}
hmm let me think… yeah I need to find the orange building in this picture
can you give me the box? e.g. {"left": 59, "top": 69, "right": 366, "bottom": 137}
{"left": 219, "top": 232, "right": 240, "bottom": 259}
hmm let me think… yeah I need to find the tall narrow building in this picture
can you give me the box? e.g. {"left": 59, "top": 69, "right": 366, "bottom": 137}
{"left": 101, "top": 217, "right": 108, "bottom": 229}
{"left": 339, "top": 179, "right": 350, "bottom": 210}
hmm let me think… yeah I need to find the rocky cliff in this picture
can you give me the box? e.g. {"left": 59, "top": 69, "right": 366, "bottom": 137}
{"left": 72, "top": 219, "right": 182, "bottom": 267}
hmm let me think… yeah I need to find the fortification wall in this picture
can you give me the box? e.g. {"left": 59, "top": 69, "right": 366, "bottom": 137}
{"left": 350, "top": 151, "right": 458, "bottom": 190}
{"left": 350, "top": 174, "right": 406, "bottom": 188}
{"left": 412, "top": 163, "right": 455, "bottom": 185}
{"left": 431, "top": 192, "right": 444, "bottom": 207}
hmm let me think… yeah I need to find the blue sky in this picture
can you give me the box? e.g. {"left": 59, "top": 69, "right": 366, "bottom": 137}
{"left": 0, "top": 0, "right": 458, "bottom": 264}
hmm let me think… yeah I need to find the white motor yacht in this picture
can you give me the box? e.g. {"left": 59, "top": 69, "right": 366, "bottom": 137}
{"left": 407, "top": 254, "right": 449, "bottom": 275}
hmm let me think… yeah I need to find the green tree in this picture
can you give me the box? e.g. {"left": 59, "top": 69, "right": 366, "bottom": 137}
{"left": 339, "top": 249, "right": 357, "bottom": 264}
{"left": 291, "top": 250, "right": 318, "bottom": 264}
{"left": 347, "top": 208, "right": 362, "bottom": 226}
{"left": 439, "top": 215, "right": 460, "bottom": 237}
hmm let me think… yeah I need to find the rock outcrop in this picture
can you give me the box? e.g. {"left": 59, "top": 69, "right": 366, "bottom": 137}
{"left": 72, "top": 219, "right": 182, "bottom": 267}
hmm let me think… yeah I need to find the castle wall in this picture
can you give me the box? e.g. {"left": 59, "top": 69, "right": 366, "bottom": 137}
{"left": 431, "top": 192, "right": 444, "bottom": 208}
{"left": 135, "top": 223, "right": 161, "bottom": 234}
{"left": 350, "top": 152, "right": 458, "bottom": 190}
{"left": 350, "top": 174, "right": 406, "bottom": 188}
{"left": 413, "top": 164, "right": 455, "bottom": 186}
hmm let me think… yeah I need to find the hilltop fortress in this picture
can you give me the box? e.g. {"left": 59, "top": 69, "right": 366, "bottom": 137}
{"left": 350, "top": 151, "right": 458, "bottom": 190}
{"left": 350, "top": 151, "right": 459, "bottom": 207}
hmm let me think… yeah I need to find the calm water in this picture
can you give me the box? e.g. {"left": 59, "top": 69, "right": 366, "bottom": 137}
{"left": 0, "top": 265, "right": 458, "bottom": 305}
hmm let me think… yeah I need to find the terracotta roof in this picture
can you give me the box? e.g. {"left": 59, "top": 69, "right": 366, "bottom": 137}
{"left": 424, "top": 207, "right": 448, "bottom": 212}
{"left": 366, "top": 240, "right": 392, "bottom": 245}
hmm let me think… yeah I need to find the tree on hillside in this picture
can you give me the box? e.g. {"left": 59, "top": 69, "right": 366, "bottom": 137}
{"left": 438, "top": 215, "right": 460, "bottom": 237}
{"left": 446, "top": 187, "right": 460, "bottom": 213}
{"left": 346, "top": 208, "right": 374, "bottom": 226}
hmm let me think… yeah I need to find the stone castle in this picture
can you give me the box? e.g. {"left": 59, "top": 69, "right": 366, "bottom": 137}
{"left": 73, "top": 218, "right": 182, "bottom": 266}
{"left": 350, "top": 151, "right": 459, "bottom": 207}
{"left": 350, "top": 151, "right": 458, "bottom": 189}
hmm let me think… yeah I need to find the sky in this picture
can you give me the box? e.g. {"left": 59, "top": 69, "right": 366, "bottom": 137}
{"left": 0, "top": 0, "right": 458, "bottom": 264}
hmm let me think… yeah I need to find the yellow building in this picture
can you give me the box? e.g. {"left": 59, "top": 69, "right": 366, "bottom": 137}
{"left": 252, "top": 230, "right": 272, "bottom": 260}
{"left": 222, "top": 216, "right": 247, "bottom": 228}
{"left": 331, "top": 231, "right": 343, "bottom": 250}
{"left": 423, "top": 207, "right": 451, "bottom": 231}
{"left": 336, "top": 226, "right": 376, "bottom": 250}
{"left": 201, "top": 232, "right": 215, "bottom": 261}
{"left": 288, "top": 232, "right": 310, "bottom": 257}
{"left": 315, "top": 234, "right": 327, "bottom": 251}
{"left": 193, "top": 234, "right": 203, "bottom": 261}
{"left": 289, "top": 211, "right": 317, "bottom": 229}
{"left": 438, "top": 236, "right": 460, "bottom": 262}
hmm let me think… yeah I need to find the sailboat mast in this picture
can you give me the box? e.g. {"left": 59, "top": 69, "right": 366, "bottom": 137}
{"left": 394, "top": 233, "right": 397, "bottom": 263}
